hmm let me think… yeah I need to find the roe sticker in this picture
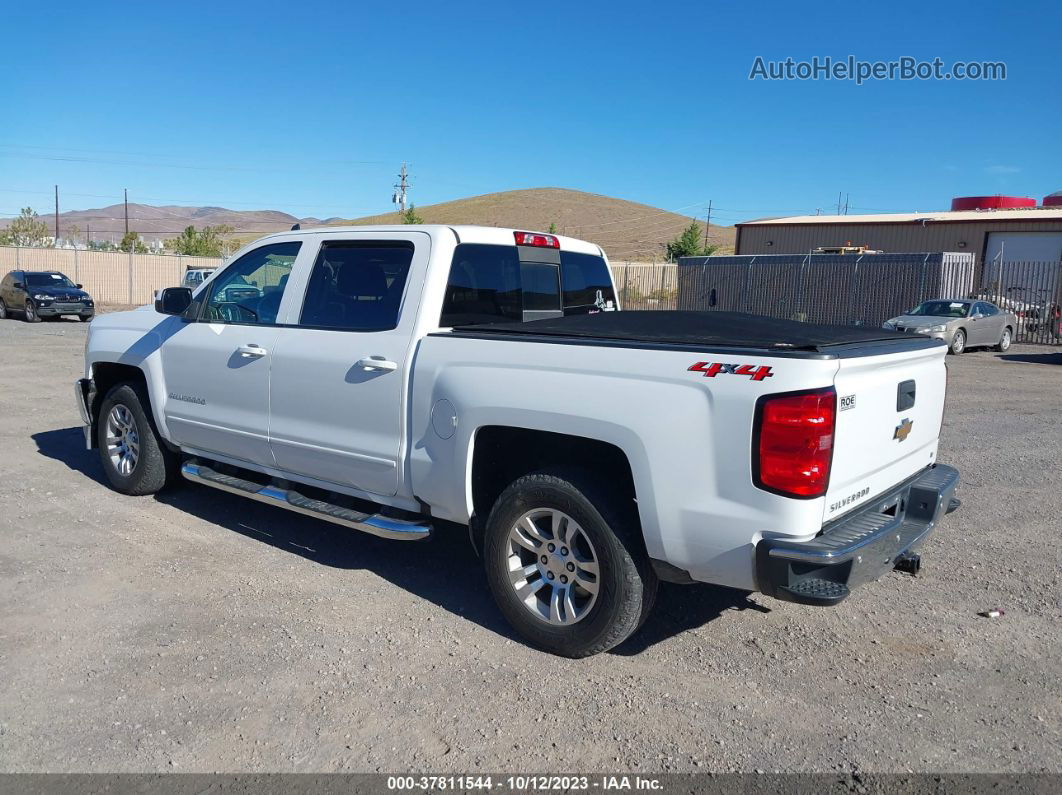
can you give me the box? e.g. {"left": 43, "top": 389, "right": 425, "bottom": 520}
{"left": 839, "top": 394, "right": 857, "bottom": 411}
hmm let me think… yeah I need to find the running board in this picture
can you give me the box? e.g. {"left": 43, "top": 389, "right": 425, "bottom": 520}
{"left": 181, "top": 460, "right": 432, "bottom": 541}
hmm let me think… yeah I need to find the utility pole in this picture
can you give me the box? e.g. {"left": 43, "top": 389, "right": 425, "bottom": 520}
{"left": 844, "top": 193, "right": 849, "bottom": 215}
{"left": 392, "top": 163, "right": 410, "bottom": 214}
{"left": 702, "top": 199, "right": 713, "bottom": 251}
{"left": 837, "top": 191, "right": 842, "bottom": 215}
{"left": 54, "top": 185, "right": 59, "bottom": 246}
{"left": 124, "top": 188, "right": 129, "bottom": 236}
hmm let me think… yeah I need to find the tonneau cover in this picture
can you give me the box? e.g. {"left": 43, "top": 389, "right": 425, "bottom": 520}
{"left": 453, "top": 311, "right": 922, "bottom": 352}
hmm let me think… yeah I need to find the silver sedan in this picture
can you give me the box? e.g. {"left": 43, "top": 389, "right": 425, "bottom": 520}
{"left": 883, "top": 299, "right": 1017, "bottom": 355}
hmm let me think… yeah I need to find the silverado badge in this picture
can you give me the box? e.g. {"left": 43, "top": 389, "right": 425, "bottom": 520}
{"left": 893, "top": 418, "right": 914, "bottom": 442}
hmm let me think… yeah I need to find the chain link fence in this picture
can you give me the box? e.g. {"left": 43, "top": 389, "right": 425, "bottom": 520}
{"left": 0, "top": 246, "right": 223, "bottom": 306}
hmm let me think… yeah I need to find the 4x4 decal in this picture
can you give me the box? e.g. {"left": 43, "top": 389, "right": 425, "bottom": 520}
{"left": 688, "top": 361, "right": 775, "bottom": 382}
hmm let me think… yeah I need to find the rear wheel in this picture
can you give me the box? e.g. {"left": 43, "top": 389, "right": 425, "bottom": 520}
{"left": 97, "top": 382, "right": 178, "bottom": 495}
{"left": 994, "top": 327, "right": 1012, "bottom": 352}
{"left": 483, "top": 468, "right": 657, "bottom": 657}
{"left": 949, "top": 329, "right": 966, "bottom": 355}
{"left": 23, "top": 300, "right": 40, "bottom": 323}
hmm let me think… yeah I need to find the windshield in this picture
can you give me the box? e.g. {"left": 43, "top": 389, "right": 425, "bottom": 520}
{"left": 908, "top": 300, "right": 968, "bottom": 318}
{"left": 25, "top": 272, "right": 76, "bottom": 288}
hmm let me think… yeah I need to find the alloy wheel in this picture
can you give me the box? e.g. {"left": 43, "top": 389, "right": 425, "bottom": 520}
{"left": 105, "top": 404, "right": 141, "bottom": 476}
{"left": 505, "top": 508, "right": 600, "bottom": 626}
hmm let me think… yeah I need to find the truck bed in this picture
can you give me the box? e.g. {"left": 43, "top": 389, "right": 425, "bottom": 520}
{"left": 451, "top": 311, "right": 942, "bottom": 355}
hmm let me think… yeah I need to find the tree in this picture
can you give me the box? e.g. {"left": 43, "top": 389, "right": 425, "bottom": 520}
{"left": 548, "top": 222, "right": 558, "bottom": 234}
{"left": 66, "top": 224, "right": 81, "bottom": 245}
{"left": 401, "top": 204, "right": 424, "bottom": 224}
{"left": 0, "top": 207, "right": 50, "bottom": 247}
{"left": 666, "top": 221, "right": 717, "bottom": 261}
{"left": 165, "top": 224, "right": 235, "bottom": 256}
{"left": 120, "top": 230, "right": 148, "bottom": 253}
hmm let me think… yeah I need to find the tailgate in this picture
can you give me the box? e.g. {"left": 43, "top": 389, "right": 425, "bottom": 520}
{"left": 825, "top": 344, "right": 947, "bottom": 521}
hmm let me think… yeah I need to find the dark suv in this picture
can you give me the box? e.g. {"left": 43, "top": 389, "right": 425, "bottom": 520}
{"left": 0, "top": 270, "right": 95, "bottom": 322}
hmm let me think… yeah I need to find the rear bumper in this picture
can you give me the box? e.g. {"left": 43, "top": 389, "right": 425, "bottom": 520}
{"left": 755, "top": 463, "right": 960, "bottom": 606}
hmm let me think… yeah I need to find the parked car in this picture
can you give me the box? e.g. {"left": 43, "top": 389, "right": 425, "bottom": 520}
{"left": 0, "top": 269, "right": 95, "bottom": 322}
{"left": 75, "top": 226, "right": 959, "bottom": 657}
{"left": 882, "top": 299, "right": 1015, "bottom": 355}
{"left": 181, "top": 268, "right": 216, "bottom": 290}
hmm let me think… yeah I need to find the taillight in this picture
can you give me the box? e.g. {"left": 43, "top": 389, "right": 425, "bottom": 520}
{"left": 514, "top": 231, "right": 560, "bottom": 248}
{"left": 753, "top": 388, "right": 836, "bottom": 499}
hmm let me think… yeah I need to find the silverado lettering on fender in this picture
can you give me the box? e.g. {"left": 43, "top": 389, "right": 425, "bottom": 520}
{"left": 75, "top": 225, "right": 960, "bottom": 657}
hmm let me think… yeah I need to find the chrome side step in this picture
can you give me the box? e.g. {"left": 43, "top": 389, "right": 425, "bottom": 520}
{"left": 181, "top": 460, "right": 432, "bottom": 541}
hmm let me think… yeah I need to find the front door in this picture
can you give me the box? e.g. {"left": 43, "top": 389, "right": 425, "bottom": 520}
{"left": 160, "top": 241, "right": 302, "bottom": 465}
{"left": 267, "top": 234, "right": 429, "bottom": 497}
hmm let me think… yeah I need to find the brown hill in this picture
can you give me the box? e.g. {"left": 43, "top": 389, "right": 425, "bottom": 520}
{"left": 338, "top": 188, "right": 735, "bottom": 262}
{"left": 1, "top": 203, "right": 306, "bottom": 245}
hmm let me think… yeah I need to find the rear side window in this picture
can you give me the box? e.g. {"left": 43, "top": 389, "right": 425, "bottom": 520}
{"left": 560, "top": 251, "right": 615, "bottom": 312}
{"left": 300, "top": 241, "right": 414, "bottom": 331}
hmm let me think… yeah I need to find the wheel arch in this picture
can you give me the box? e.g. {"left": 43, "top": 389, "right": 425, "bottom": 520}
{"left": 467, "top": 426, "right": 638, "bottom": 555}
{"left": 87, "top": 362, "right": 150, "bottom": 449}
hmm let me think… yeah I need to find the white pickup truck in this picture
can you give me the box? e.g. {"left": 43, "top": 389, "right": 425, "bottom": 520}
{"left": 76, "top": 225, "right": 960, "bottom": 657}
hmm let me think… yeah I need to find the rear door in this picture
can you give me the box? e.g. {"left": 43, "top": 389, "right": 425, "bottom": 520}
{"left": 266, "top": 232, "right": 430, "bottom": 497}
{"left": 824, "top": 343, "right": 947, "bottom": 521}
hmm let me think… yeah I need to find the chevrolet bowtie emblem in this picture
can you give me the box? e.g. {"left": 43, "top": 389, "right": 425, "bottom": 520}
{"left": 894, "top": 418, "right": 914, "bottom": 442}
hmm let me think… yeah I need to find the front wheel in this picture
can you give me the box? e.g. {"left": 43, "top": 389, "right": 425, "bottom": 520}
{"left": 0, "top": 299, "right": 7, "bottom": 320}
{"left": 949, "top": 329, "right": 966, "bottom": 355}
{"left": 97, "top": 382, "right": 178, "bottom": 495}
{"left": 483, "top": 469, "right": 657, "bottom": 657}
{"left": 23, "top": 300, "right": 40, "bottom": 323}
{"left": 994, "top": 327, "right": 1012, "bottom": 352}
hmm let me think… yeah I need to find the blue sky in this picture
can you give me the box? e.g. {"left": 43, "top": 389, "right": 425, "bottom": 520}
{"left": 2, "top": 0, "right": 1059, "bottom": 231}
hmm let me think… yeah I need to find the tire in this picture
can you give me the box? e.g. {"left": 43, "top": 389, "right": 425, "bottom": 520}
{"left": 948, "top": 329, "right": 966, "bottom": 355}
{"left": 96, "top": 382, "right": 179, "bottom": 496}
{"left": 994, "top": 327, "right": 1012, "bottom": 352}
{"left": 0, "top": 299, "right": 7, "bottom": 320}
{"left": 79, "top": 314, "right": 93, "bottom": 322}
{"left": 23, "top": 300, "right": 40, "bottom": 323}
{"left": 483, "top": 468, "right": 657, "bottom": 658}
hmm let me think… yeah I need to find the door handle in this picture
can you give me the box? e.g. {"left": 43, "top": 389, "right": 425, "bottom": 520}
{"left": 356, "top": 357, "right": 398, "bottom": 372}
{"left": 237, "top": 344, "right": 268, "bottom": 358}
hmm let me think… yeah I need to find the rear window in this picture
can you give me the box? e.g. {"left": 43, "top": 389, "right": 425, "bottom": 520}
{"left": 560, "top": 251, "right": 616, "bottom": 312}
{"left": 440, "top": 244, "right": 614, "bottom": 327}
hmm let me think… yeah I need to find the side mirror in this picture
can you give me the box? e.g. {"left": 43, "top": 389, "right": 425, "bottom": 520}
{"left": 13, "top": 281, "right": 24, "bottom": 290}
{"left": 155, "top": 287, "right": 193, "bottom": 316}
{"left": 76, "top": 283, "right": 83, "bottom": 289}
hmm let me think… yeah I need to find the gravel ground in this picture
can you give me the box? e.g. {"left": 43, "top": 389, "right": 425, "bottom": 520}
{"left": 0, "top": 316, "right": 1059, "bottom": 774}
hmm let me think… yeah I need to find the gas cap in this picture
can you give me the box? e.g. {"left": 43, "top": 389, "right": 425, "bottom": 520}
{"left": 431, "top": 399, "right": 458, "bottom": 439}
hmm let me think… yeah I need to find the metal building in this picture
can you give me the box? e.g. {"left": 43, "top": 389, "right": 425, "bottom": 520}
{"left": 735, "top": 200, "right": 1062, "bottom": 271}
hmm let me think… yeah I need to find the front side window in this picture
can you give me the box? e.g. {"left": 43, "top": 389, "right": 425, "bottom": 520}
{"left": 203, "top": 242, "right": 300, "bottom": 325}
{"left": 299, "top": 241, "right": 414, "bottom": 331}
